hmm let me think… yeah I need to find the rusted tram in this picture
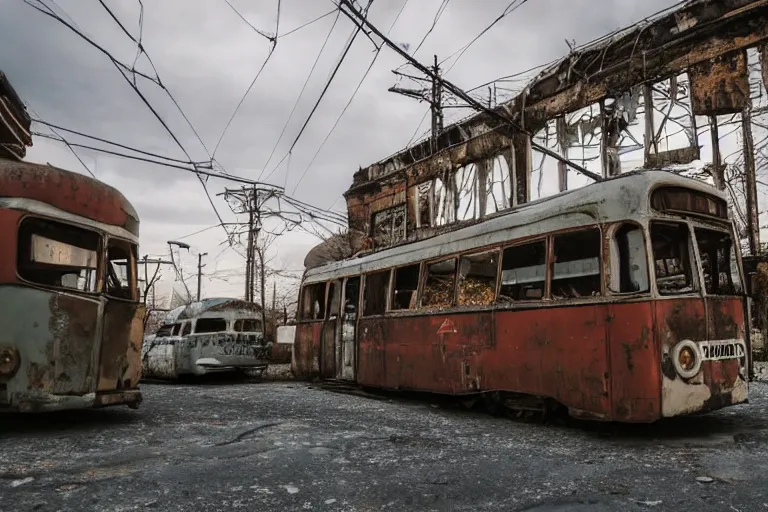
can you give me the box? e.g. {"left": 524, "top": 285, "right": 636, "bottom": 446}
{"left": 0, "top": 160, "right": 145, "bottom": 412}
{"left": 142, "top": 298, "right": 271, "bottom": 380}
{"left": 293, "top": 171, "right": 749, "bottom": 423}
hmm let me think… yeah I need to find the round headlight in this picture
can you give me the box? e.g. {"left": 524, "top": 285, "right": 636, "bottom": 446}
{"left": 0, "top": 346, "right": 20, "bottom": 377}
{"left": 671, "top": 340, "right": 701, "bottom": 379}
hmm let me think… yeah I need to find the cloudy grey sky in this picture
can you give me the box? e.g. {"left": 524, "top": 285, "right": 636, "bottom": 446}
{"left": 1, "top": 0, "right": 680, "bottom": 303}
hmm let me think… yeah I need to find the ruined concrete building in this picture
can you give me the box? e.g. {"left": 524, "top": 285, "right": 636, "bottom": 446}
{"left": 318, "top": 0, "right": 768, "bottom": 263}
{"left": 0, "top": 72, "right": 31, "bottom": 161}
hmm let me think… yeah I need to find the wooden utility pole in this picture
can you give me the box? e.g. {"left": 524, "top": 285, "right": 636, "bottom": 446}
{"left": 389, "top": 55, "right": 443, "bottom": 151}
{"left": 743, "top": 108, "right": 761, "bottom": 255}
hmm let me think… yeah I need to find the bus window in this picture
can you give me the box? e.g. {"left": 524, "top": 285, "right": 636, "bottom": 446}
{"left": 235, "top": 319, "right": 262, "bottom": 332}
{"left": 364, "top": 270, "right": 390, "bottom": 316}
{"left": 181, "top": 321, "right": 192, "bottom": 336}
{"left": 300, "top": 283, "right": 326, "bottom": 321}
{"left": 17, "top": 217, "right": 100, "bottom": 292}
{"left": 458, "top": 251, "right": 498, "bottom": 306}
{"left": 392, "top": 264, "right": 420, "bottom": 310}
{"left": 651, "top": 222, "right": 694, "bottom": 295}
{"left": 551, "top": 229, "right": 602, "bottom": 299}
{"left": 499, "top": 241, "right": 546, "bottom": 301}
{"left": 106, "top": 239, "right": 137, "bottom": 300}
{"left": 171, "top": 323, "right": 182, "bottom": 336}
{"left": 195, "top": 318, "right": 227, "bottom": 334}
{"left": 695, "top": 229, "right": 743, "bottom": 295}
{"left": 422, "top": 259, "right": 456, "bottom": 308}
{"left": 610, "top": 224, "right": 649, "bottom": 293}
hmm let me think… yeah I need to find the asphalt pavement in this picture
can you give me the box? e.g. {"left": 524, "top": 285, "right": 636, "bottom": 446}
{"left": 2, "top": 372, "right": 768, "bottom": 512}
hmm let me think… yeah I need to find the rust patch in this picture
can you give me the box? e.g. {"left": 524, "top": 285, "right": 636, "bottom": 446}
{"left": 689, "top": 49, "right": 749, "bottom": 116}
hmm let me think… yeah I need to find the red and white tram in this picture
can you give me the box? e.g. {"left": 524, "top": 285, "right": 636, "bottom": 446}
{"left": 293, "top": 170, "right": 749, "bottom": 422}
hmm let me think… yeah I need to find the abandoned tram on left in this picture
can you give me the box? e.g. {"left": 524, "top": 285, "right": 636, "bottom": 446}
{"left": 0, "top": 160, "right": 145, "bottom": 412}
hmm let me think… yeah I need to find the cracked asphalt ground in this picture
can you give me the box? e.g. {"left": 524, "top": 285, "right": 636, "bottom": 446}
{"left": 3, "top": 378, "right": 768, "bottom": 512}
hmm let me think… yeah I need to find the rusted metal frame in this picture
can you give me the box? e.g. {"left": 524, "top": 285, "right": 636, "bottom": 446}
{"left": 604, "top": 220, "right": 652, "bottom": 298}
{"left": 647, "top": 218, "right": 705, "bottom": 301}
{"left": 555, "top": 115, "right": 568, "bottom": 192}
{"left": 709, "top": 116, "right": 725, "bottom": 190}
{"left": 521, "top": 7, "right": 768, "bottom": 133}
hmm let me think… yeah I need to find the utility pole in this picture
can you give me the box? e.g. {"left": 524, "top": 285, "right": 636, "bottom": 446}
{"left": 389, "top": 55, "right": 443, "bottom": 152}
{"left": 196, "top": 252, "right": 207, "bottom": 302}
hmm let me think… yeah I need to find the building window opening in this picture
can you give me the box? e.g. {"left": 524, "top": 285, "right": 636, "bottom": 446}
{"left": 300, "top": 283, "right": 326, "bottom": 320}
{"left": 458, "top": 251, "right": 498, "bottom": 306}
{"left": 372, "top": 205, "right": 406, "bottom": 247}
{"left": 695, "top": 229, "right": 743, "bottom": 295}
{"left": 422, "top": 259, "right": 457, "bottom": 308}
{"left": 651, "top": 222, "right": 694, "bottom": 295}
{"left": 195, "top": 317, "right": 227, "bottom": 334}
{"left": 551, "top": 229, "right": 602, "bottom": 299}
{"left": 499, "top": 241, "right": 546, "bottom": 301}
{"left": 610, "top": 224, "right": 649, "bottom": 293}
{"left": 364, "top": 270, "right": 390, "bottom": 316}
{"left": 17, "top": 217, "right": 100, "bottom": 293}
{"left": 392, "top": 264, "right": 420, "bottom": 310}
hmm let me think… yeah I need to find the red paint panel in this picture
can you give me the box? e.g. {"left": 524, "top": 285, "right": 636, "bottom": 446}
{"left": 0, "top": 209, "right": 20, "bottom": 283}
{"left": 293, "top": 322, "right": 321, "bottom": 379}
{"left": 0, "top": 161, "right": 138, "bottom": 233}
{"left": 653, "top": 298, "right": 707, "bottom": 348}
{"left": 320, "top": 320, "right": 337, "bottom": 379}
{"left": 607, "top": 302, "right": 660, "bottom": 422}
{"left": 705, "top": 297, "right": 744, "bottom": 341}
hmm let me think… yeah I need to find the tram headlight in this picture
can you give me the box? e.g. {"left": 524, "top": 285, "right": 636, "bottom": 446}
{"left": 0, "top": 346, "right": 20, "bottom": 377}
{"left": 671, "top": 340, "right": 701, "bottom": 380}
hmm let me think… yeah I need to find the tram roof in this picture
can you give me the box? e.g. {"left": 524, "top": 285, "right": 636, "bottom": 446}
{"left": 303, "top": 170, "right": 728, "bottom": 284}
{"left": 0, "top": 159, "right": 139, "bottom": 235}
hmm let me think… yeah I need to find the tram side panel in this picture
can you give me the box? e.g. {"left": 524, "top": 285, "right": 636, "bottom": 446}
{"left": 293, "top": 322, "right": 321, "bottom": 379}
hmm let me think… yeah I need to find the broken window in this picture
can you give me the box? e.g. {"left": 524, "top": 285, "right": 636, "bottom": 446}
{"left": 343, "top": 276, "right": 360, "bottom": 317}
{"left": 421, "top": 259, "right": 456, "bottom": 308}
{"left": 106, "top": 238, "right": 137, "bottom": 301}
{"left": 551, "top": 229, "right": 602, "bottom": 299}
{"left": 643, "top": 74, "right": 699, "bottom": 168}
{"left": 454, "top": 164, "right": 479, "bottom": 221}
{"left": 300, "top": 283, "right": 326, "bottom": 321}
{"left": 17, "top": 217, "right": 100, "bottom": 293}
{"left": 458, "top": 251, "right": 498, "bottom": 306}
{"left": 327, "top": 280, "right": 341, "bottom": 318}
{"left": 485, "top": 156, "right": 511, "bottom": 215}
{"left": 234, "top": 319, "right": 262, "bottom": 332}
{"left": 181, "top": 321, "right": 192, "bottom": 336}
{"left": 363, "top": 270, "right": 390, "bottom": 316}
{"left": 651, "top": 222, "right": 694, "bottom": 295}
{"left": 391, "top": 264, "right": 420, "bottom": 310}
{"left": 194, "top": 317, "right": 227, "bottom": 334}
{"left": 499, "top": 241, "right": 546, "bottom": 301}
{"left": 372, "top": 205, "right": 406, "bottom": 247}
{"left": 610, "top": 224, "right": 649, "bottom": 294}
{"left": 695, "top": 229, "right": 743, "bottom": 296}
{"left": 156, "top": 325, "right": 173, "bottom": 337}
{"left": 434, "top": 175, "right": 452, "bottom": 226}
{"left": 416, "top": 181, "right": 434, "bottom": 228}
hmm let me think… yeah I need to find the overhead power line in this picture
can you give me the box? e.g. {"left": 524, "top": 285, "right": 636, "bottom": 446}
{"left": 337, "top": 0, "right": 603, "bottom": 183}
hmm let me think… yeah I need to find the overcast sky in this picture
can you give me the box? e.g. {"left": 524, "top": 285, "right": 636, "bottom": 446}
{"left": 1, "top": 0, "right": 681, "bottom": 304}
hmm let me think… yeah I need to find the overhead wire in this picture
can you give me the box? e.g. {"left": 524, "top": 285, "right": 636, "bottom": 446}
{"left": 259, "top": 8, "right": 343, "bottom": 180}
{"left": 279, "top": 9, "right": 336, "bottom": 38}
{"left": 291, "top": 0, "right": 410, "bottom": 194}
{"left": 263, "top": 0, "right": 374, "bottom": 181}
{"left": 213, "top": 0, "right": 282, "bottom": 158}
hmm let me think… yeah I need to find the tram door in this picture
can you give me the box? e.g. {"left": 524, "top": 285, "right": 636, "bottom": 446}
{"left": 337, "top": 276, "right": 360, "bottom": 381}
{"left": 320, "top": 280, "right": 341, "bottom": 379}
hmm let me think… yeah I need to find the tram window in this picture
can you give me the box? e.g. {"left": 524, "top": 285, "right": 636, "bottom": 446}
{"left": 181, "top": 322, "right": 192, "bottom": 336}
{"left": 235, "top": 319, "right": 262, "bottom": 332}
{"left": 195, "top": 317, "right": 227, "bottom": 334}
{"left": 156, "top": 325, "right": 173, "bottom": 337}
{"left": 651, "top": 222, "right": 694, "bottom": 295}
{"left": 392, "top": 264, "right": 420, "bottom": 310}
{"left": 458, "top": 251, "right": 498, "bottom": 306}
{"left": 610, "top": 224, "right": 649, "bottom": 293}
{"left": 552, "top": 229, "right": 602, "bottom": 299}
{"left": 327, "top": 281, "right": 341, "bottom": 318}
{"left": 695, "top": 229, "right": 743, "bottom": 295}
{"left": 499, "top": 241, "right": 546, "bottom": 301}
{"left": 171, "top": 323, "right": 182, "bottom": 336}
{"left": 300, "top": 283, "right": 326, "bottom": 321}
{"left": 364, "top": 270, "right": 391, "bottom": 316}
{"left": 422, "top": 259, "right": 457, "bottom": 308}
{"left": 106, "top": 239, "right": 137, "bottom": 300}
{"left": 344, "top": 276, "right": 361, "bottom": 316}
{"left": 17, "top": 217, "right": 100, "bottom": 292}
